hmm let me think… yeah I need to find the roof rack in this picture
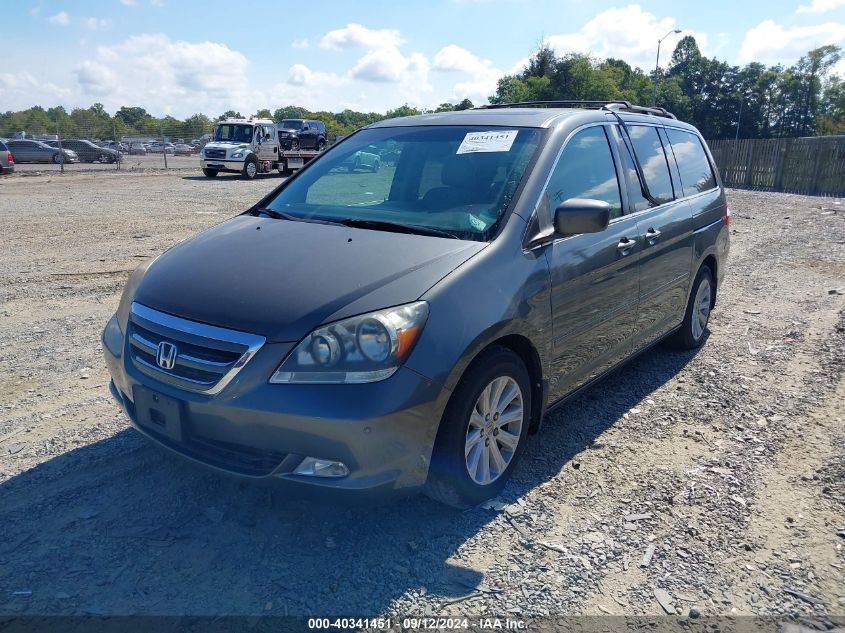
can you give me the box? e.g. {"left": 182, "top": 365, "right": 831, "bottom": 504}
{"left": 477, "top": 100, "right": 676, "bottom": 120}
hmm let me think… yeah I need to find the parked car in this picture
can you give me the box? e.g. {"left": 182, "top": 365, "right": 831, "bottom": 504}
{"left": 341, "top": 146, "right": 381, "bottom": 172}
{"left": 172, "top": 143, "right": 194, "bottom": 156}
{"left": 0, "top": 139, "right": 14, "bottom": 174}
{"left": 128, "top": 143, "right": 147, "bottom": 156}
{"left": 147, "top": 142, "right": 175, "bottom": 155}
{"left": 5, "top": 139, "right": 79, "bottom": 164}
{"left": 277, "top": 119, "right": 327, "bottom": 151}
{"left": 102, "top": 102, "right": 729, "bottom": 508}
{"left": 45, "top": 139, "right": 119, "bottom": 163}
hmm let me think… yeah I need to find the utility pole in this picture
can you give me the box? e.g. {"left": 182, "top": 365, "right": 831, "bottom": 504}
{"left": 652, "top": 29, "right": 682, "bottom": 106}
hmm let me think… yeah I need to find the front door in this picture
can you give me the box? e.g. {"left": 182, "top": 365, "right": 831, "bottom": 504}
{"left": 544, "top": 125, "right": 641, "bottom": 401}
{"left": 255, "top": 126, "right": 277, "bottom": 162}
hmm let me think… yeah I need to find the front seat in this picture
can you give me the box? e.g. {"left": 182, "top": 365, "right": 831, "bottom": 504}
{"left": 422, "top": 154, "right": 499, "bottom": 210}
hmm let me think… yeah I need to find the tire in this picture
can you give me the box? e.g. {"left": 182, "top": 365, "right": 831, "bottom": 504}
{"left": 666, "top": 265, "right": 714, "bottom": 350}
{"left": 52, "top": 153, "right": 64, "bottom": 164}
{"left": 371, "top": 159, "right": 380, "bottom": 173}
{"left": 317, "top": 139, "right": 326, "bottom": 151}
{"left": 425, "top": 346, "right": 532, "bottom": 509}
{"left": 202, "top": 168, "right": 219, "bottom": 178}
{"left": 242, "top": 156, "right": 258, "bottom": 180}
{"left": 290, "top": 139, "right": 300, "bottom": 151}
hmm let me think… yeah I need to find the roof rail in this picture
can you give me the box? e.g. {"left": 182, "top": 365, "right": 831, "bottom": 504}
{"left": 477, "top": 100, "right": 676, "bottom": 120}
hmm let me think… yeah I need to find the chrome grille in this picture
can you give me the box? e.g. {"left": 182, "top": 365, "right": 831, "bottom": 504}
{"left": 127, "top": 303, "right": 265, "bottom": 395}
{"left": 204, "top": 149, "right": 226, "bottom": 159}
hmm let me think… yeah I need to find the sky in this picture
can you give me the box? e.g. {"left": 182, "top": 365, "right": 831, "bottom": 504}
{"left": 2, "top": 0, "right": 845, "bottom": 118}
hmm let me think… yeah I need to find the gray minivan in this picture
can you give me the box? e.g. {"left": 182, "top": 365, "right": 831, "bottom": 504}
{"left": 102, "top": 101, "right": 729, "bottom": 507}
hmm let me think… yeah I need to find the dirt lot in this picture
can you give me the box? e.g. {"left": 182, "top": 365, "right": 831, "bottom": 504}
{"left": 0, "top": 170, "right": 843, "bottom": 621}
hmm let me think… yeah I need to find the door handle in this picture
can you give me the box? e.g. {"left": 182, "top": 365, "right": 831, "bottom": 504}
{"left": 617, "top": 237, "right": 636, "bottom": 254}
{"left": 645, "top": 227, "right": 662, "bottom": 244}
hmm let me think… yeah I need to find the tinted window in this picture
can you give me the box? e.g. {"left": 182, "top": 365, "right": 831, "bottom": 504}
{"left": 627, "top": 125, "right": 674, "bottom": 209}
{"left": 545, "top": 126, "right": 622, "bottom": 220}
{"left": 665, "top": 128, "right": 716, "bottom": 196}
{"left": 0, "top": 141, "right": 6, "bottom": 151}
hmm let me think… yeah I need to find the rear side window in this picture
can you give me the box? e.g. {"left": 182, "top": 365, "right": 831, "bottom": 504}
{"left": 627, "top": 125, "right": 674, "bottom": 210}
{"left": 665, "top": 129, "right": 716, "bottom": 196}
{"left": 545, "top": 126, "right": 623, "bottom": 220}
{"left": 0, "top": 141, "right": 6, "bottom": 151}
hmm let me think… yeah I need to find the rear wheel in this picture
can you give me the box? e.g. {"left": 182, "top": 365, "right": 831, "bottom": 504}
{"left": 242, "top": 157, "right": 258, "bottom": 180}
{"left": 202, "top": 168, "right": 219, "bottom": 178}
{"left": 667, "top": 265, "right": 714, "bottom": 350}
{"left": 426, "top": 347, "right": 531, "bottom": 509}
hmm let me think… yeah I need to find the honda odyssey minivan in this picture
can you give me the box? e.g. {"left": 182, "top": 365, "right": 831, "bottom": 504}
{"left": 102, "top": 101, "right": 729, "bottom": 508}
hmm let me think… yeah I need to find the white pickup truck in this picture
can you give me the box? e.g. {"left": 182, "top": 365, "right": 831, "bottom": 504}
{"left": 200, "top": 118, "right": 322, "bottom": 179}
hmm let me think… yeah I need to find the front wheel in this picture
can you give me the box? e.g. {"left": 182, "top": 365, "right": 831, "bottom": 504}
{"left": 667, "top": 265, "right": 714, "bottom": 350}
{"left": 202, "top": 168, "right": 219, "bottom": 177}
{"left": 52, "top": 153, "right": 64, "bottom": 164}
{"left": 426, "top": 347, "right": 531, "bottom": 509}
{"left": 290, "top": 139, "right": 300, "bottom": 151}
{"left": 317, "top": 139, "right": 326, "bottom": 151}
{"left": 371, "top": 159, "right": 380, "bottom": 173}
{"left": 242, "top": 157, "right": 258, "bottom": 180}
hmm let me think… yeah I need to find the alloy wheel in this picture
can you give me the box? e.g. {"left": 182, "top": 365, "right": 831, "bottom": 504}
{"left": 464, "top": 376, "right": 524, "bottom": 485}
{"left": 691, "top": 277, "right": 712, "bottom": 341}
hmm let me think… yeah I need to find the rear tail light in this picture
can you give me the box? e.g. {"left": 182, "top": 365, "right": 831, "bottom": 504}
{"left": 725, "top": 205, "right": 730, "bottom": 226}
{"left": 7, "top": 152, "right": 13, "bottom": 164}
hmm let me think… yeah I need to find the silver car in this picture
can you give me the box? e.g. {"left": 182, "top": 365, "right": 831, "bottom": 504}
{"left": 5, "top": 139, "right": 78, "bottom": 164}
{"left": 0, "top": 139, "right": 14, "bottom": 174}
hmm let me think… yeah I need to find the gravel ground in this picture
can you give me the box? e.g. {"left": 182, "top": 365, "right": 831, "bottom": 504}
{"left": 0, "top": 170, "right": 843, "bottom": 622}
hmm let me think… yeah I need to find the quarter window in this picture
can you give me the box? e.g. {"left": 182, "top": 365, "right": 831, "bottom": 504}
{"left": 545, "top": 126, "right": 623, "bottom": 220}
{"left": 665, "top": 129, "right": 716, "bottom": 196}
{"left": 626, "top": 125, "right": 675, "bottom": 210}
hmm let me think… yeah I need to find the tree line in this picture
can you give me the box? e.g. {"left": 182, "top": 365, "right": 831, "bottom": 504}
{"left": 1, "top": 37, "right": 842, "bottom": 141}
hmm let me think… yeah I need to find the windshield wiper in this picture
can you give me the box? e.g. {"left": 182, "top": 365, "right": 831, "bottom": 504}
{"left": 337, "top": 218, "right": 460, "bottom": 240}
{"left": 253, "top": 208, "right": 347, "bottom": 227}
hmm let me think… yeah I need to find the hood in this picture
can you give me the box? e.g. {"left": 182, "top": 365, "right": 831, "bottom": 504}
{"left": 278, "top": 128, "right": 299, "bottom": 134}
{"left": 134, "top": 215, "right": 485, "bottom": 342}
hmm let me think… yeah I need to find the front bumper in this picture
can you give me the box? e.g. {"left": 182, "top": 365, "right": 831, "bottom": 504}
{"left": 201, "top": 158, "right": 245, "bottom": 172}
{"left": 102, "top": 314, "right": 447, "bottom": 498}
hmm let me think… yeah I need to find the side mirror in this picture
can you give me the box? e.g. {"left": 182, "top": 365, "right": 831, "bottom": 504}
{"left": 553, "top": 198, "right": 611, "bottom": 235}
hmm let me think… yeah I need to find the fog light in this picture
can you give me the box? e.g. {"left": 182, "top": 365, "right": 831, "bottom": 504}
{"left": 293, "top": 457, "right": 349, "bottom": 478}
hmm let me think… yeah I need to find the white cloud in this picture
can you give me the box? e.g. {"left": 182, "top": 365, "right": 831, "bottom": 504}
{"left": 738, "top": 19, "right": 845, "bottom": 64}
{"left": 48, "top": 11, "right": 70, "bottom": 26}
{"left": 70, "top": 34, "right": 255, "bottom": 117}
{"left": 85, "top": 17, "right": 112, "bottom": 30}
{"left": 291, "top": 38, "right": 309, "bottom": 49}
{"left": 319, "top": 23, "right": 404, "bottom": 50}
{"left": 797, "top": 0, "right": 845, "bottom": 13}
{"left": 433, "top": 45, "right": 503, "bottom": 102}
{"left": 545, "top": 4, "right": 706, "bottom": 71}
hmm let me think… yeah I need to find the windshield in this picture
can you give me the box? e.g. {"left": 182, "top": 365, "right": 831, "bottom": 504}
{"left": 214, "top": 124, "right": 254, "bottom": 143}
{"left": 263, "top": 125, "right": 543, "bottom": 241}
{"left": 280, "top": 120, "right": 303, "bottom": 130}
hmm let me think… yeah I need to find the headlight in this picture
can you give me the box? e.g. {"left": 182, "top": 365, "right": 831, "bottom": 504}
{"left": 116, "top": 258, "right": 157, "bottom": 332}
{"left": 231, "top": 150, "right": 245, "bottom": 159}
{"left": 269, "top": 301, "right": 428, "bottom": 384}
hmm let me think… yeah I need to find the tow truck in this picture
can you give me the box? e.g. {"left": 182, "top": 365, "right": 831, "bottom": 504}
{"left": 199, "top": 117, "right": 323, "bottom": 179}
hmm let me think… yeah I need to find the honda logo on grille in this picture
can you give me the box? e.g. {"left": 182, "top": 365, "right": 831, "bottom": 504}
{"left": 156, "top": 341, "right": 178, "bottom": 370}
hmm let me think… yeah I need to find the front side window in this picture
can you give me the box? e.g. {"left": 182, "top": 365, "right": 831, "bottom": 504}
{"left": 544, "top": 126, "right": 623, "bottom": 220}
{"left": 626, "top": 125, "right": 675, "bottom": 210}
{"left": 665, "top": 128, "right": 716, "bottom": 196}
{"left": 263, "top": 125, "right": 543, "bottom": 241}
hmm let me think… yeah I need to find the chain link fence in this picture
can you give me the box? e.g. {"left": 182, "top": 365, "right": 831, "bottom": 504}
{"left": 1, "top": 116, "right": 216, "bottom": 174}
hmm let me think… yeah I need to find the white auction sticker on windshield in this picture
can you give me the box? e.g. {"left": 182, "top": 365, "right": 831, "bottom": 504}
{"left": 456, "top": 130, "right": 518, "bottom": 154}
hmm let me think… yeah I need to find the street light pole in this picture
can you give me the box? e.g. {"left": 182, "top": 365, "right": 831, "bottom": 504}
{"left": 652, "top": 29, "right": 682, "bottom": 106}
